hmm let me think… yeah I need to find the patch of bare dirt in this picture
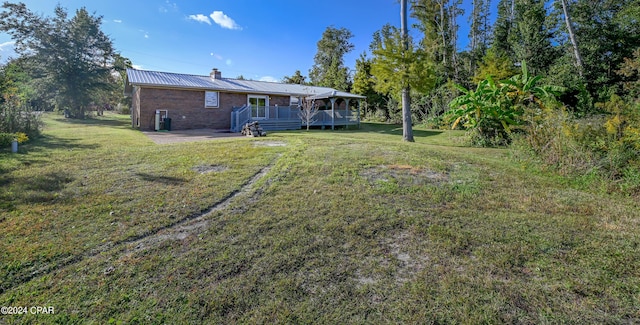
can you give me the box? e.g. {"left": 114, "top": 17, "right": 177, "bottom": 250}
{"left": 192, "top": 164, "right": 228, "bottom": 174}
{"left": 355, "top": 230, "right": 429, "bottom": 288}
{"left": 252, "top": 141, "right": 287, "bottom": 147}
{"left": 360, "top": 164, "right": 449, "bottom": 186}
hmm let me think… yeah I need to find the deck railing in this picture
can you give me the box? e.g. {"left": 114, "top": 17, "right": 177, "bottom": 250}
{"left": 230, "top": 105, "right": 251, "bottom": 132}
{"left": 231, "top": 105, "right": 359, "bottom": 131}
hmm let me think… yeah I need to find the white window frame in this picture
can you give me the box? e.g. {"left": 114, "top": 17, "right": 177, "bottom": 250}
{"left": 248, "top": 95, "right": 268, "bottom": 120}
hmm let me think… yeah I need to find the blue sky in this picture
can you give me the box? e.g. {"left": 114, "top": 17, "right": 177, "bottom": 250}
{"left": 0, "top": 0, "right": 496, "bottom": 82}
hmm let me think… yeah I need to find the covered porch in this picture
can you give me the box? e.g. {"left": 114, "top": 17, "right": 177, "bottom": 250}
{"left": 231, "top": 91, "right": 365, "bottom": 132}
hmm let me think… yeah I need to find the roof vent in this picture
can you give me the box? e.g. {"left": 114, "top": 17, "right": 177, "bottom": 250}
{"left": 210, "top": 68, "right": 222, "bottom": 80}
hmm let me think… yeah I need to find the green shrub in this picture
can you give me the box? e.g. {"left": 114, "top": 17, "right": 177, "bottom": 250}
{"left": 512, "top": 95, "right": 640, "bottom": 194}
{"left": 0, "top": 100, "right": 42, "bottom": 138}
{"left": 0, "top": 132, "right": 14, "bottom": 148}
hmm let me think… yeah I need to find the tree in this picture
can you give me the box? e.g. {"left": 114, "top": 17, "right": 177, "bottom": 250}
{"left": 554, "top": 0, "right": 640, "bottom": 102}
{"left": 298, "top": 96, "right": 319, "bottom": 131}
{"left": 511, "top": 0, "right": 556, "bottom": 76}
{"left": 282, "top": 70, "right": 307, "bottom": 85}
{"left": 309, "top": 26, "right": 354, "bottom": 91}
{"left": 559, "top": 0, "right": 583, "bottom": 76}
{"left": 352, "top": 52, "right": 387, "bottom": 120}
{"left": 0, "top": 59, "right": 42, "bottom": 136}
{"left": 0, "top": 2, "right": 115, "bottom": 119}
{"left": 493, "top": 0, "right": 516, "bottom": 59}
{"left": 472, "top": 47, "right": 517, "bottom": 83}
{"left": 410, "top": 0, "right": 463, "bottom": 82}
{"left": 370, "top": 20, "right": 436, "bottom": 141}
{"left": 400, "top": 0, "right": 413, "bottom": 142}
{"left": 468, "top": 0, "right": 492, "bottom": 76}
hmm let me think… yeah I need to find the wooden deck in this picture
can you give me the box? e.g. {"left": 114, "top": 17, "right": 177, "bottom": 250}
{"left": 231, "top": 106, "right": 359, "bottom": 131}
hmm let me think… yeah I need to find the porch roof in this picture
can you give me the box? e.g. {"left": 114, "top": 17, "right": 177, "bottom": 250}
{"left": 307, "top": 91, "right": 366, "bottom": 100}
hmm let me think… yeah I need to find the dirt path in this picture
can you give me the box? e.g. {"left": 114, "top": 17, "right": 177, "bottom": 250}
{"left": 122, "top": 156, "right": 278, "bottom": 254}
{"left": 5, "top": 155, "right": 280, "bottom": 291}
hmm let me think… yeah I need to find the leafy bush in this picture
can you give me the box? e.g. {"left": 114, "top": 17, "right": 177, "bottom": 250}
{"left": 447, "top": 62, "right": 563, "bottom": 147}
{"left": 0, "top": 99, "right": 42, "bottom": 138}
{"left": 0, "top": 132, "right": 29, "bottom": 148}
{"left": 0, "top": 132, "right": 14, "bottom": 148}
{"left": 513, "top": 94, "right": 640, "bottom": 194}
{"left": 512, "top": 107, "right": 599, "bottom": 175}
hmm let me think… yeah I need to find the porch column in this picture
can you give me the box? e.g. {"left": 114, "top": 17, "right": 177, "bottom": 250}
{"left": 330, "top": 97, "right": 337, "bottom": 130}
{"left": 344, "top": 98, "right": 349, "bottom": 129}
{"left": 357, "top": 99, "right": 361, "bottom": 129}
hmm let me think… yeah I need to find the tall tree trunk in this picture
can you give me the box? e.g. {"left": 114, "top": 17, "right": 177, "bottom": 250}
{"left": 560, "top": 0, "right": 583, "bottom": 77}
{"left": 449, "top": 2, "right": 460, "bottom": 81}
{"left": 401, "top": 0, "right": 414, "bottom": 142}
{"left": 439, "top": 0, "right": 447, "bottom": 67}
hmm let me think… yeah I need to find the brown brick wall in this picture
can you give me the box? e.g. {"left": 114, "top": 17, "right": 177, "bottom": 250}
{"left": 134, "top": 87, "right": 316, "bottom": 131}
{"left": 137, "top": 87, "right": 249, "bottom": 131}
{"left": 269, "top": 95, "right": 291, "bottom": 106}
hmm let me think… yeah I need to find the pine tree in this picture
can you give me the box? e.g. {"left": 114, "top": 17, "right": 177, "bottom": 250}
{"left": 0, "top": 3, "right": 115, "bottom": 119}
{"left": 309, "top": 26, "right": 354, "bottom": 91}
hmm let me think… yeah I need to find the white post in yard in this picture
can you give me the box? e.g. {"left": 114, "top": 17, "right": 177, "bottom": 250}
{"left": 11, "top": 139, "right": 18, "bottom": 153}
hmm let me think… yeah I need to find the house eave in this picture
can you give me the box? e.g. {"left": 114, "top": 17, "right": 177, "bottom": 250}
{"left": 127, "top": 82, "right": 314, "bottom": 97}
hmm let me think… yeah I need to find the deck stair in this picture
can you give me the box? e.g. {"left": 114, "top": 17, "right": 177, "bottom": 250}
{"left": 254, "top": 119, "right": 301, "bottom": 131}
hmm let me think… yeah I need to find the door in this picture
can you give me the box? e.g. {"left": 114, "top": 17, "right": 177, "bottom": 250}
{"left": 248, "top": 95, "right": 268, "bottom": 119}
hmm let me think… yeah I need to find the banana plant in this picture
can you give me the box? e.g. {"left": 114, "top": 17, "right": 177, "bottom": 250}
{"left": 448, "top": 75, "right": 517, "bottom": 133}
{"left": 448, "top": 62, "right": 564, "bottom": 140}
{"left": 501, "top": 61, "right": 565, "bottom": 111}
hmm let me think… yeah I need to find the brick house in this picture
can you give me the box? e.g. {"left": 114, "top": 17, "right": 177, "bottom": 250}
{"left": 124, "top": 68, "right": 365, "bottom": 132}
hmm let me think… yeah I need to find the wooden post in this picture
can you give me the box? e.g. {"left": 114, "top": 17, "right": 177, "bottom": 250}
{"left": 357, "top": 99, "right": 361, "bottom": 129}
{"left": 330, "top": 97, "right": 336, "bottom": 130}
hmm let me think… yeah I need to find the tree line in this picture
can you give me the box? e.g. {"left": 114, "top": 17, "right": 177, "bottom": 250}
{"left": 287, "top": 0, "right": 639, "bottom": 190}
{"left": 293, "top": 0, "right": 638, "bottom": 124}
{"left": 0, "top": 1, "right": 131, "bottom": 141}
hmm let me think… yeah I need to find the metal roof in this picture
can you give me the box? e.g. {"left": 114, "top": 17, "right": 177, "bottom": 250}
{"left": 126, "top": 69, "right": 366, "bottom": 99}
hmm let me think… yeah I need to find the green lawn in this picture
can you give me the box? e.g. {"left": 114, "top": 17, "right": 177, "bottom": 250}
{"left": 1, "top": 113, "right": 638, "bottom": 324}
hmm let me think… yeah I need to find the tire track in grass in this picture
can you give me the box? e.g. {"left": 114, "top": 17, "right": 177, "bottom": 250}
{"left": 2, "top": 154, "right": 281, "bottom": 293}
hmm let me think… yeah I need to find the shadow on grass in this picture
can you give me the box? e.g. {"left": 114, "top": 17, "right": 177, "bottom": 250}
{"left": 57, "top": 115, "right": 131, "bottom": 129}
{"left": 18, "top": 134, "right": 100, "bottom": 154}
{"left": 136, "top": 172, "right": 186, "bottom": 185}
{"left": 0, "top": 170, "right": 74, "bottom": 211}
{"left": 336, "top": 123, "right": 444, "bottom": 138}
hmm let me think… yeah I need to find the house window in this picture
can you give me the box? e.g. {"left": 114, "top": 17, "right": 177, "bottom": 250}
{"left": 290, "top": 96, "right": 300, "bottom": 107}
{"left": 248, "top": 95, "right": 268, "bottom": 119}
{"left": 205, "top": 91, "right": 219, "bottom": 108}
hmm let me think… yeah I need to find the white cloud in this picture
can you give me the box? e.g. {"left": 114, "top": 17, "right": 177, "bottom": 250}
{"left": 259, "top": 76, "right": 278, "bottom": 83}
{"left": 132, "top": 64, "right": 143, "bottom": 70}
{"left": 210, "top": 11, "right": 241, "bottom": 30}
{"left": 113, "top": 19, "right": 122, "bottom": 23}
{"left": 210, "top": 52, "right": 223, "bottom": 60}
{"left": 188, "top": 14, "right": 211, "bottom": 25}
{"left": 0, "top": 41, "right": 15, "bottom": 51}
{"left": 159, "top": 0, "right": 178, "bottom": 13}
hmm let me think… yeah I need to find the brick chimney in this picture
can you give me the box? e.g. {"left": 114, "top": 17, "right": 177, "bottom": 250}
{"left": 210, "top": 68, "right": 222, "bottom": 80}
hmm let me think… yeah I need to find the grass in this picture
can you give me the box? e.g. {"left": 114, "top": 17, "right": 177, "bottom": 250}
{"left": 1, "top": 113, "right": 639, "bottom": 324}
